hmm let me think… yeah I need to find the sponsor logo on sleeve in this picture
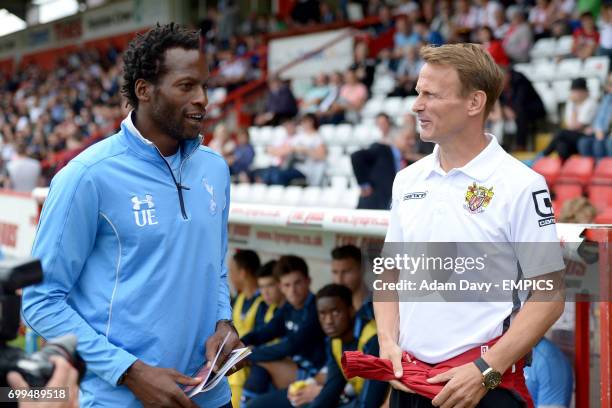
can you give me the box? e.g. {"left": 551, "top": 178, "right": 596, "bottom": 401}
{"left": 532, "top": 190, "right": 555, "bottom": 227}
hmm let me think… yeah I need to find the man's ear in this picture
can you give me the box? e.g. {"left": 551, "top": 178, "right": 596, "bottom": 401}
{"left": 135, "top": 79, "right": 152, "bottom": 104}
{"left": 467, "top": 90, "right": 487, "bottom": 118}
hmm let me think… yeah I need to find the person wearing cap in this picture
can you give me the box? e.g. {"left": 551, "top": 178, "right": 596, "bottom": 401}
{"left": 540, "top": 77, "right": 598, "bottom": 161}
{"left": 376, "top": 43, "right": 565, "bottom": 408}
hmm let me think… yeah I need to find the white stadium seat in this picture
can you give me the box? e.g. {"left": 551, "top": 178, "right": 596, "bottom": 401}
{"left": 530, "top": 37, "right": 556, "bottom": 59}
{"left": 320, "top": 187, "right": 343, "bottom": 207}
{"left": 249, "top": 183, "right": 269, "bottom": 204}
{"left": 284, "top": 186, "right": 304, "bottom": 206}
{"left": 556, "top": 58, "right": 582, "bottom": 80}
{"left": 326, "top": 156, "right": 353, "bottom": 177}
{"left": 362, "top": 98, "right": 385, "bottom": 119}
{"left": 301, "top": 186, "right": 323, "bottom": 207}
{"left": 339, "top": 187, "right": 361, "bottom": 209}
{"left": 552, "top": 79, "right": 571, "bottom": 103}
{"left": 383, "top": 97, "right": 404, "bottom": 117}
{"left": 555, "top": 35, "right": 573, "bottom": 56}
{"left": 231, "top": 183, "right": 251, "bottom": 203}
{"left": 263, "top": 185, "right": 286, "bottom": 205}
{"left": 327, "top": 145, "right": 344, "bottom": 159}
{"left": 587, "top": 78, "right": 602, "bottom": 100}
{"left": 583, "top": 56, "right": 610, "bottom": 82}
{"left": 532, "top": 60, "right": 557, "bottom": 81}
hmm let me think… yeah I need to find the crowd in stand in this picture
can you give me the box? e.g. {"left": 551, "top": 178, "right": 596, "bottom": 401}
{"left": 4, "top": 0, "right": 612, "bottom": 208}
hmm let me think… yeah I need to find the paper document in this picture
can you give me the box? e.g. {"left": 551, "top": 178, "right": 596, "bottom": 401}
{"left": 185, "top": 333, "right": 252, "bottom": 397}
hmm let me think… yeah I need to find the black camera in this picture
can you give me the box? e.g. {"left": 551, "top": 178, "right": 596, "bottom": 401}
{"left": 0, "top": 258, "right": 86, "bottom": 396}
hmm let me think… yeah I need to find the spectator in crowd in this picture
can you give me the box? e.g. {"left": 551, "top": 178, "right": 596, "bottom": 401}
{"left": 351, "top": 42, "right": 377, "bottom": 91}
{"left": 291, "top": 0, "right": 322, "bottom": 25}
{"left": 213, "top": 50, "right": 253, "bottom": 92}
{"left": 430, "top": 0, "right": 454, "bottom": 42}
{"left": 227, "top": 128, "right": 254, "bottom": 182}
{"left": 255, "top": 77, "right": 298, "bottom": 126}
{"left": 541, "top": 78, "right": 598, "bottom": 160}
{"left": 209, "top": 123, "right": 236, "bottom": 161}
{"left": 394, "top": 17, "right": 419, "bottom": 51}
{"left": 474, "top": 0, "right": 504, "bottom": 30}
{"left": 330, "top": 245, "right": 373, "bottom": 324}
{"left": 300, "top": 73, "right": 331, "bottom": 114}
{"left": 598, "top": 1, "right": 612, "bottom": 59}
{"left": 229, "top": 250, "right": 266, "bottom": 408}
{"left": 529, "top": 0, "right": 555, "bottom": 40}
{"left": 375, "top": 113, "right": 395, "bottom": 142}
{"left": 374, "top": 5, "right": 395, "bottom": 35}
{"left": 524, "top": 338, "right": 574, "bottom": 408}
{"left": 320, "top": 2, "right": 337, "bottom": 24}
{"left": 478, "top": 25, "right": 510, "bottom": 67}
{"left": 499, "top": 68, "right": 547, "bottom": 150}
{"left": 289, "top": 113, "right": 327, "bottom": 186}
{"left": 351, "top": 115, "right": 423, "bottom": 209}
{"left": 255, "top": 119, "right": 299, "bottom": 185}
{"left": 390, "top": 45, "right": 425, "bottom": 97}
{"left": 578, "top": 72, "right": 612, "bottom": 158}
{"left": 242, "top": 255, "right": 326, "bottom": 405}
{"left": 413, "top": 17, "right": 445, "bottom": 46}
{"left": 503, "top": 6, "right": 533, "bottom": 63}
{"left": 572, "top": 11, "right": 600, "bottom": 59}
{"left": 453, "top": 0, "right": 478, "bottom": 39}
{"left": 317, "top": 72, "right": 343, "bottom": 123}
{"left": 334, "top": 69, "right": 368, "bottom": 124}
{"left": 3, "top": 141, "right": 41, "bottom": 192}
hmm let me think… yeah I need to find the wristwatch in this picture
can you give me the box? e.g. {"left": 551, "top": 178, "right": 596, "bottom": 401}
{"left": 473, "top": 357, "right": 502, "bottom": 390}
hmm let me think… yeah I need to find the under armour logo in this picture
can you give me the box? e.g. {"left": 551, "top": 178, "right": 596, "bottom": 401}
{"left": 131, "top": 194, "right": 155, "bottom": 211}
{"left": 131, "top": 194, "right": 158, "bottom": 227}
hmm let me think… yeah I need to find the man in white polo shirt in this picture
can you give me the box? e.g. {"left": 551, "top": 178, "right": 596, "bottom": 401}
{"left": 374, "top": 43, "right": 566, "bottom": 408}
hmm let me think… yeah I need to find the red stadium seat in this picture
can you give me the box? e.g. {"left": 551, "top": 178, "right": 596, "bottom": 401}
{"left": 588, "top": 185, "right": 612, "bottom": 211}
{"left": 557, "top": 155, "right": 595, "bottom": 186}
{"left": 591, "top": 157, "right": 612, "bottom": 184}
{"left": 554, "top": 183, "right": 583, "bottom": 203}
{"left": 594, "top": 207, "right": 612, "bottom": 224}
{"left": 532, "top": 156, "right": 562, "bottom": 187}
{"left": 552, "top": 199, "right": 561, "bottom": 219}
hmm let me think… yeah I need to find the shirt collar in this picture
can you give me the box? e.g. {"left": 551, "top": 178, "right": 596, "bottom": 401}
{"left": 425, "top": 134, "right": 504, "bottom": 182}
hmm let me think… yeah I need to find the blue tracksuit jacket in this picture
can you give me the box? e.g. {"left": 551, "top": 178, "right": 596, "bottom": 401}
{"left": 22, "top": 112, "right": 232, "bottom": 407}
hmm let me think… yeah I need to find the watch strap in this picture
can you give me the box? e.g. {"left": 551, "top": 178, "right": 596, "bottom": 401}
{"left": 473, "top": 357, "right": 490, "bottom": 374}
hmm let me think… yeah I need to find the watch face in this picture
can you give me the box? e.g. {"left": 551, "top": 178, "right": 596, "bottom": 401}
{"left": 483, "top": 371, "right": 502, "bottom": 390}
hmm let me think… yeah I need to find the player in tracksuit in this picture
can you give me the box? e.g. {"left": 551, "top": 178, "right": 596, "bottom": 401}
{"left": 241, "top": 255, "right": 326, "bottom": 405}
{"left": 247, "top": 284, "right": 389, "bottom": 408}
{"left": 21, "top": 24, "right": 238, "bottom": 408}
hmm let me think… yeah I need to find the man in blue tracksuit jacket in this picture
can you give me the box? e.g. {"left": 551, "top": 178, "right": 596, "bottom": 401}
{"left": 22, "top": 24, "right": 238, "bottom": 407}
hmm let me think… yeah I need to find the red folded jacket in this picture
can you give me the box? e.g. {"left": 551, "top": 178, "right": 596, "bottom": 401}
{"left": 341, "top": 338, "right": 533, "bottom": 408}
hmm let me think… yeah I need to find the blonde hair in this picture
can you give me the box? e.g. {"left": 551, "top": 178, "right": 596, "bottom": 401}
{"left": 420, "top": 43, "right": 504, "bottom": 117}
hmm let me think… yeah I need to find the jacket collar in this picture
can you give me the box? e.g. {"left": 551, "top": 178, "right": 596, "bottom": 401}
{"left": 119, "top": 111, "right": 203, "bottom": 162}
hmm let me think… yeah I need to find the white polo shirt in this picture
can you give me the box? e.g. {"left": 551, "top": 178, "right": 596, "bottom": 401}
{"left": 385, "top": 134, "right": 565, "bottom": 363}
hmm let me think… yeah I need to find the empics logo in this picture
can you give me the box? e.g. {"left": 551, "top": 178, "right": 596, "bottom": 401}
{"left": 131, "top": 194, "right": 158, "bottom": 227}
{"left": 532, "top": 190, "right": 555, "bottom": 227}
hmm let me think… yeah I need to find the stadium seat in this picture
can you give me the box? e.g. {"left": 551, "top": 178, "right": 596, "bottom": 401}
{"left": 320, "top": 124, "right": 337, "bottom": 145}
{"left": 272, "top": 126, "right": 287, "bottom": 144}
{"left": 231, "top": 183, "right": 251, "bottom": 203}
{"left": 587, "top": 78, "right": 602, "bottom": 100}
{"left": 371, "top": 76, "right": 396, "bottom": 96}
{"left": 535, "top": 85, "right": 559, "bottom": 123}
{"left": 362, "top": 98, "right": 385, "bottom": 119}
{"left": 554, "top": 183, "right": 583, "bottom": 203}
{"left": 249, "top": 183, "right": 269, "bottom": 204}
{"left": 530, "top": 38, "right": 557, "bottom": 59}
{"left": 334, "top": 124, "right": 354, "bottom": 146}
{"left": 594, "top": 207, "right": 612, "bottom": 224}
{"left": 532, "top": 60, "right": 557, "bottom": 81}
{"left": 252, "top": 152, "right": 272, "bottom": 169}
{"left": 327, "top": 155, "right": 353, "bottom": 177}
{"left": 552, "top": 79, "right": 571, "bottom": 103}
{"left": 583, "top": 56, "right": 610, "bottom": 82}
{"left": 284, "top": 186, "right": 304, "bottom": 206}
{"left": 403, "top": 96, "right": 417, "bottom": 114}
{"left": 556, "top": 58, "right": 582, "bottom": 80}
{"left": 558, "top": 155, "right": 595, "bottom": 186}
{"left": 591, "top": 157, "right": 612, "bottom": 182}
{"left": 339, "top": 187, "right": 361, "bottom": 208}
{"left": 265, "top": 185, "right": 286, "bottom": 205}
{"left": 328, "top": 145, "right": 344, "bottom": 159}
{"left": 353, "top": 124, "right": 376, "bottom": 146}
{"left": 533, "top": 156, "right": 562, "bottom": 187}
{"left": 513, "top": 62, "right": 531, "bottom": 77}
{"left": 588, "top": 185, "right": 612, "bottom": 211}
{"left": 249, "top": 126, "right": 263, "bottom": 146}
{"left": 383, "top": 97, "right": 404, "bottom": 117}
{"left": 320, "top": 187, "right": 343, "bottom": 207}
{"left": 301, "top": 186, "right": 323, "bottom": 207}
{"left": 258, "top": 126, "right": 274, "bottom": 145}
{"left": 330, "top": 175, "right": 349, "bottom": 189}
{"left": 345, "top": 144, "right": 361, "bottom": 154}
{"left": 555, "top": 35, "right": 573, "bottom": 56}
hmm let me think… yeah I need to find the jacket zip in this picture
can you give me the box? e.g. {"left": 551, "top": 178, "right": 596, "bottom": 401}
{"left": 154, "top": 144, "right": 199, "bottom": 220}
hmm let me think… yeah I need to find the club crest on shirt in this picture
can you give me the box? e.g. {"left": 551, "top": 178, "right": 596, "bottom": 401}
{"left": 203, "top": 178, "right": 217, "bottom": 215}
{"left": 464, "top": 182, "right": 494, "bottom": 214}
